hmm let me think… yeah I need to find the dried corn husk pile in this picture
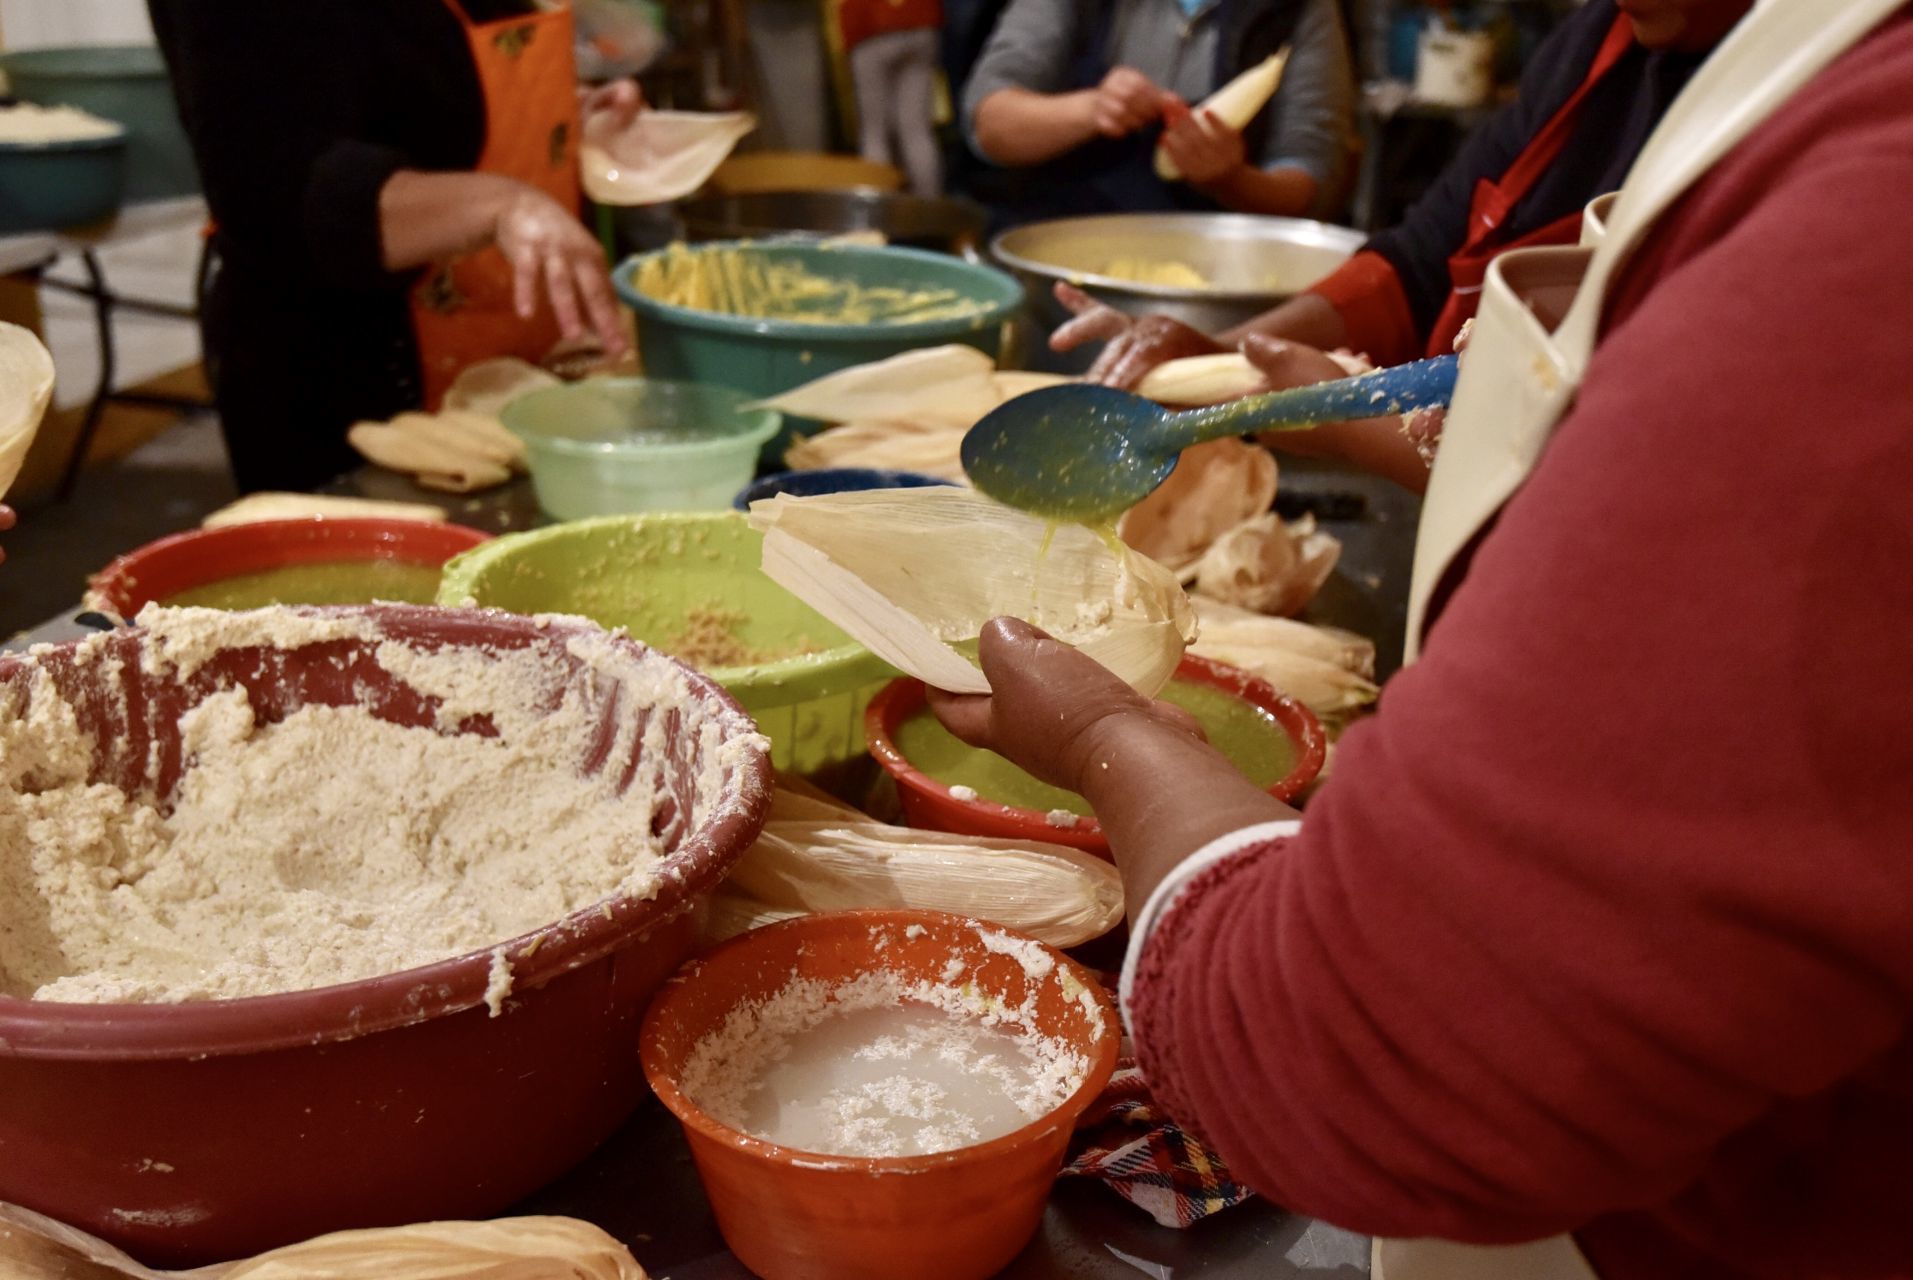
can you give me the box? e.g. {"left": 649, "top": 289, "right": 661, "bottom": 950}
{"left": 750, "top": 486, "right": 1196, "bottom": 696}
{"left": 0, "top": 1202, "right": 646, "bottom": 1280}
{"left": 349, "top": 409, "right": 527, "bottom": 494}
{"left": 708, "top": 786, "right": 1125, "bottom": 947}
{"left": 1189, "top": 597, "right": 1379, "bottom": 726}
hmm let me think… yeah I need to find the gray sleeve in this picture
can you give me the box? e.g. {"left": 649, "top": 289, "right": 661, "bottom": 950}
{"left": 1257, "top": 0, "right": 1356, "bottom": 214}
{"left": 960, "top": 0, "right": 1084, "bottom": 154}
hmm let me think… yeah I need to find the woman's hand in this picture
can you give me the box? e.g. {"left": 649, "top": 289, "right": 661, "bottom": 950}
{"left": 494, "top": 185, "right": 628, "bottom": 356}
{"left": 1048, "top": 283, "right": 1225, "bottom": 388}
{"left": 1160, "top": 106, "right": 1247, "bottom": 187}
{"left": 579, "top": 79, "right": 643, "bottom": 135}
{"left": 0, "top": 503, "right": 14, "bottom": 565}
{"left": 1089, "top": 67, "right": 1168, "bottom": 139}
{"left": 928, "top": 618, "right": 1202, "bottom": 794}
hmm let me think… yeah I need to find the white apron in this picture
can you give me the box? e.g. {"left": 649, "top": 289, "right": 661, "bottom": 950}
{"left": 1381, "top": 0, "right": 1907, "bottom": 1276}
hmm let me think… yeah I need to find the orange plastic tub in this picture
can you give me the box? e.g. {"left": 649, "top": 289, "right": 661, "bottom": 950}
{"left": 0, "top": 605, "right": 773, "bottom": 1267}
{"left": 641, "top": 909, "right": 1120, "bottom": 1280}
{"left": 866, "top": 652, "right": 1328, "bottom": 857}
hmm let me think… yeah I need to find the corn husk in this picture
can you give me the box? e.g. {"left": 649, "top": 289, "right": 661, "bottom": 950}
{"left": 1117, "top": 438, "right": 1277, "bottom": 575}
{"left": 0, "top": 322, "right": 56, "bottom": 499}
{"left": 708, "top": 788, "right": 1125, "bottom": 947}
{"left": 442, "top": 357, "right": 561, "bottom": 420}
{"left": 201, "top": 493, "right": 449, "bottom": 528}
{"left": 748, "top": 345, "right": 998, "bottom": 428}
{"left": 750, "top": 488, "right": 1195, "bottom": 696}
{"left": 390, "top": 411, "right": 526, "bottom": 473}
{"left": 1155, "top": 48, "right": 1291, "bottom": 182}
{"left": 1189, "top": 598, "right": 1378, "bottom": 722}
{"left": 783, "top": 418, "right": 971, "bottom": 480}
{"left": 348, "top": 421, "right": 511, "bottom": 494}
{"left": 1194, "top": 512, "right": 1340, "bottom": 617}
{"left": 581, "top": 109, "right": 755, "bottom": 206}
{"left": 0, "top": 1201, "right": 646, "bottom": 1280}
{"left": 1136, "top": 353, "right": 1267, "bottom": 406}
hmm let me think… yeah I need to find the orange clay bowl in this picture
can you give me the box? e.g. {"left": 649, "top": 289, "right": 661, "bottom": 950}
{"left": 83, "top": 517, "right": 491, "bottom": 617}
{"left": 866, "top": 652, "right": 1328, "bottom": 858}
{"left": 0, "top": 605, "right": 773, "bottom": 1268}
{"left": 640, "top": 908, "right": 1120, "bottom": 1280}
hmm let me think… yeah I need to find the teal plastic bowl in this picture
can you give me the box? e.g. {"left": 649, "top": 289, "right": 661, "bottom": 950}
{"left": 613, "top": 241, "right": 1025, "bottom": 464}
{"left": 500, "top": 377, "right": 781, "bottom": 520}
{"left": 0, "top": 45, "right": 199, "bottom": 200}
{"left": 0, "top": 133, "right": 126, "bottom": 233}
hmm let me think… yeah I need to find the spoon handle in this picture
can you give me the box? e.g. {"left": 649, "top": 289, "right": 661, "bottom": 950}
{"left": 1159, "top": 354, "right": 1461, "bottom": 450}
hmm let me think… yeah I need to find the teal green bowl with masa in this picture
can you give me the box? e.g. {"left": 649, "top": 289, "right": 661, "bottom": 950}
{"left": 613, "top": 241, "right": 1026, "bottom": 465}
{"left": 437, "top": 512, "right": 894, "bottom": 774}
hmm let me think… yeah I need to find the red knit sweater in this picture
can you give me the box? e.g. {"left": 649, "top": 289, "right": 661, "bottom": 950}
{"left": 1129, "top": 13, "right": 1913, "bottom": 1280}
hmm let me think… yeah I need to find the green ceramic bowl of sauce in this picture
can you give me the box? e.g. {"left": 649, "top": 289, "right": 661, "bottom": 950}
{"left": 85, "top": 518, "right": 491, "bottom": 618}
{"left": 865, "top": 653, "right": 1327, "bottom": 858}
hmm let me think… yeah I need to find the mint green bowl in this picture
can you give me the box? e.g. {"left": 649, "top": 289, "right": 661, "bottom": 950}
{"left": 438, "top": 513, "right": 894, "bottom": 774}
{"left": 613, "top": 241, "right": 1025, "bottom": 464}
{"left": 500, "top": 377, "right": 780, "bottom": 520}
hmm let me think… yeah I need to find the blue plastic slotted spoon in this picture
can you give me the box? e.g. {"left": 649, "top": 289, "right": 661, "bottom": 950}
{"left": 961, "top": 354, "right": 1459, "bottom": 522}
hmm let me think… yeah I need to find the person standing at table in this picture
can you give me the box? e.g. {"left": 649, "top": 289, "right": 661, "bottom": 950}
{"left": 1051, "top": 0, "right": 1751, "bottom": 490}
{"left": 148, "top": 0, "right": 638, "bottom": 494}
{"left": 840, "top": 0, "right": 947, "bottom": 197}
{"left": 960, "top": 0, "right": 1356, "bottom": 225}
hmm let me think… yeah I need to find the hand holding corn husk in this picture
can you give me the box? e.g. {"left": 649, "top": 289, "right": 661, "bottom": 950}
{"left": 0, "top": 1201, "right": 646, "bottom": 1279}
{"left": 707, "top": 786, "right": 1125, "bottom": 947}
{"left": 348, "top": 408, "right": 527, "bottom": 494}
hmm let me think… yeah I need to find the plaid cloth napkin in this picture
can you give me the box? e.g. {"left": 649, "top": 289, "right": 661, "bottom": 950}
{"left": 1058, "top": 975, "right": 1257, "bottom": 1229}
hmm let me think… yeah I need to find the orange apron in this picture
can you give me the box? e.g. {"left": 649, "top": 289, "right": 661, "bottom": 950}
{"left": 412, "top": 0, "right": 583, "bottom": 408}
{"left": 1423, "top": 15, "right": 1636, "bottom": 357}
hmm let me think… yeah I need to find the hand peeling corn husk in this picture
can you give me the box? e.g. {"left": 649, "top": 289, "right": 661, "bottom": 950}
{"left": 1194, "top": 512, "right": 1341, "bottom": 617}
{"left": 750, "top": 487, "right": 1195, "bottom": 696}
{"left": 1189, "top": 597, "right": 1378, "bottom": 722}
{"left": 0, "top": 1202, "right": 646, "bottom": 1279}
{"left": 1155, "top": 49, "right": 1290, "bottom": 182}
{"left": 0, "top": 321, "right": 56, "bottom": 499}
{"left": 708, "top": 787, "right": 1125, "bottom": 947}
{"left": 1117, "top": 439, "right": 1277, "bottom": 575}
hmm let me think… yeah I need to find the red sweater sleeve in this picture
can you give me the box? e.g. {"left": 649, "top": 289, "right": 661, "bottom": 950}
{"left": 1130, "top": 16, "right": 1913, "bottom": 1252}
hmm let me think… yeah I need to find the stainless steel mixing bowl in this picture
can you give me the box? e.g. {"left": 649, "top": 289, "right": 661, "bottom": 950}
{"left": 990, "top": 213, "right": 1365, "bottom": 371}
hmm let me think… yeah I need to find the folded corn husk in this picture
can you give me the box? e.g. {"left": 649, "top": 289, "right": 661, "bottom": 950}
{"left": 1156, "top": 48, "right": 1290, "bottom": 182}
{"left": 1194, "top": 512, "right": 1340, "bottom": 617}
{"left": 1117, "top": 438, "right": 1278, "bottom": 575}
{"left": 0, "top": 1202, "right": 646, "bottom": 1280}
{"left": 349, "top": 421, "right": 511, "bottom": 494}
{"left": 581, "top": 109, "right": 755, "bottom": 207}
{"left": 442, "top": 357, "right": 562, "bottom": 420}
{"left": 782, "top": 418, "right": 971, "bottom": 481}
{"left": 1188, "top": 597, "right": 1378, "bottom": 722}
{"left": 201, "top": 492, "right": 449, "bottom": 528}
{"left": 389, "top": 411, "right": 526, "bottom": 473}
{"left": 750, "top": 345, "right": 998, "bottom": 427}
{"left": 1136, "top": 353, "right": 1267, "bottom": 406}
{"left": 750, "top": 488, "right": 1195, "bottom": 696}
{"left": 709, "top": 787, "right": 1125, "bottom": 948}
{"left": 0, "top": 322, "right": 56, "bottom": 499}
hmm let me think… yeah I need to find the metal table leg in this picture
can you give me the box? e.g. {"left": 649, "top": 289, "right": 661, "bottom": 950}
{"left": 55, "top": 250, "right": 115, "bottom": 502}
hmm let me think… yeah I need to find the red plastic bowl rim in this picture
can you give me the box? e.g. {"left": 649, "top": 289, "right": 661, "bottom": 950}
{"left": 84, "top": 517, "right": 494, "bottom": 619}
{"left": 0, "top": 605, "right": 774, "bottom": 1061}
{"left": 864, "top": 651, "right": 1330, "bottom": 839}
{"left": 638, "top": 907, "right": 1122, "bottom": 1174}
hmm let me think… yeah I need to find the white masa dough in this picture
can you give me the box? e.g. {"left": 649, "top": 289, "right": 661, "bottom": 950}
{"left": 0, "top": 606, "right": 767, "bottom": 1005}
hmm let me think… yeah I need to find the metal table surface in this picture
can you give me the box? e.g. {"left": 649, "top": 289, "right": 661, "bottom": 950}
{"left": 4, "top": 460, "right": 1418, "bottom": 1279}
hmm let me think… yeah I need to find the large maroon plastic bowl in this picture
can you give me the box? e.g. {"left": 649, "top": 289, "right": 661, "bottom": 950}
{"left": 0, "top": 605, "right": 773, "bottom": 1267}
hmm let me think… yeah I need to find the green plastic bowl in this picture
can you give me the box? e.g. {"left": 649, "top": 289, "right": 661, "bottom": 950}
{"left": 0, "top": 46, "right": 199, "bottom": 200}
{"left": 613, "top": 241, "right": 1025, "bottom": 464}
{"left": 500, "top": 378, "right": 780, "bottom": 521}
{"left": 0, "top": 132, "right": 126, "bottom": 233}
{"left": 437, "top": 513, "right": 894, "bottom": 774}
